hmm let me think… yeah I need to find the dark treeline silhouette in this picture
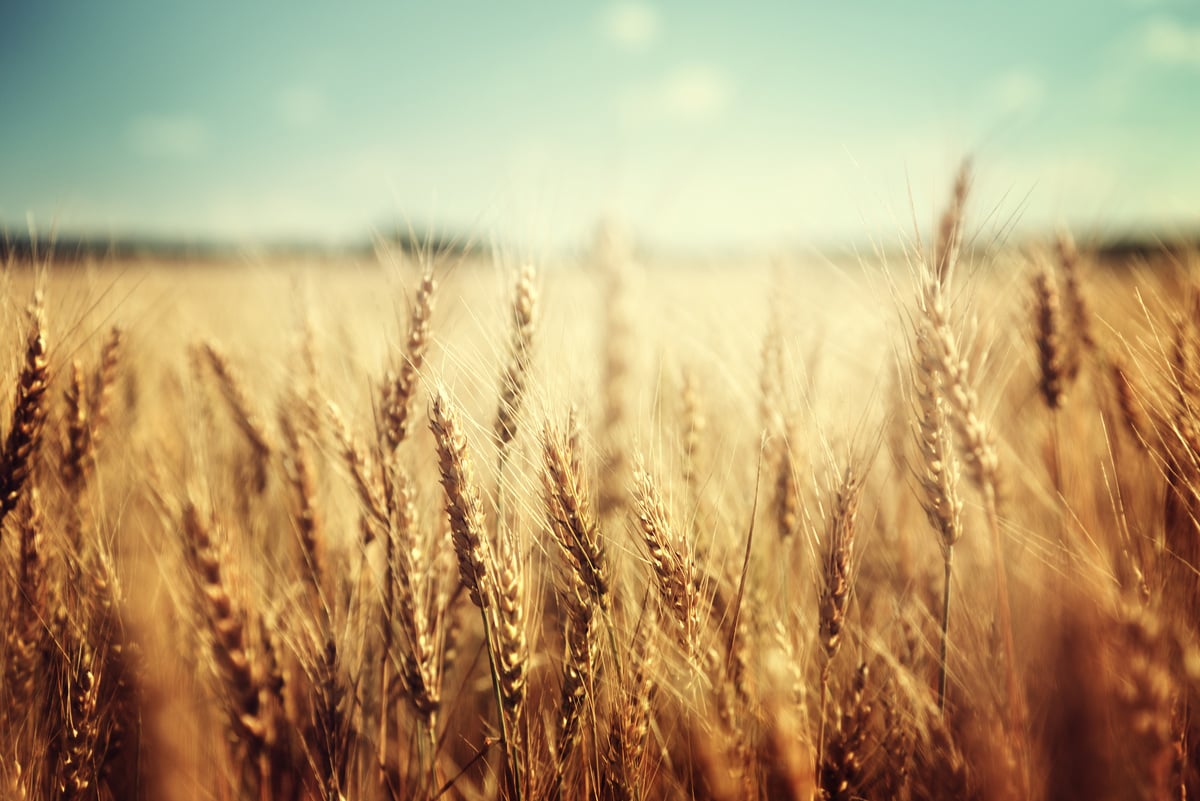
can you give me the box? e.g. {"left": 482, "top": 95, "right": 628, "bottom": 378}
{"left": 1, "top": 226, "right": 473, "bottom": 265}
{"left": 2, "top": 233, "right": 248, "bottom": 264}
{"left": 1, "top": 225, "right": 1195, "bottom": 266}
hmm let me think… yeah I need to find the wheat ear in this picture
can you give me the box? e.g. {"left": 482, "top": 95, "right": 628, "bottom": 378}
{"left": 495, "top": 264, "right": 539, "bottom": 454}
{"left": 380, "top": 265, "right": 436, "bottom": 451}
{"left": 0, "top": 296, "right": 50, "bottom": 529}
{"left": 632, "top": 459, "right": 700, "bottom": 658}
{"left": 429, "top": 388, "right": 523, "bottom": 799}
{"left": 1033, "top": 264, "right": 1068, "bottom": 410}
{"left": 919, "top": 269, "right": 1024, "bottom": 740}
{"left": 911, "top": 317, "right": 963, "bottom": 713}
{"left": 933, "top": 159, "right": 971, "bottom": 288}
{"left": 202, "top": 343, "right": 273, "bottom": 492}
{"left": 817, "top": 466, "right": 862, "bottom": 777}
{"left": 181, "top": 503, "right": 270, "bottom": 789}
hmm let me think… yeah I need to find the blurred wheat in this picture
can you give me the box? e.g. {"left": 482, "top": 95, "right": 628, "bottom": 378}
{"left": 0, "top": 175, "right": 1197, "bottom": 801}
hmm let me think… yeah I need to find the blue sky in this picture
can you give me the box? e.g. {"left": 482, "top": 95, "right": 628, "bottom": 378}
{"left": 2, "top": 2, "right": 1198, "bottom": 250}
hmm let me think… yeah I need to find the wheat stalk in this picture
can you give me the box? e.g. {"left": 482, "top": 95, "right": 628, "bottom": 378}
{"left": 816, "top": 465, "right": 861, "bottom": 783}
{"left": 933, "top": 159, "right": 970, "bottom": 288}
{"left": 1033, "top": 264, "right": 1068, "bottom": 411}
{"left": 0, "top": 296, "right": 50, "bottom": 530}
{"left": 496, "top": 264, "right": 539, "bottom": 455}
{"left": 632, "top": 460, "right": 700, "bottom": 658}
{"left": 201, "top": 342, "right": 273, "bottom": 492}
{"left": 180, "top": 503, "right": 271, "bottom": 793}
{"left": 89, "top": 325, "right": 123, "bottom": 440}
{"left": 919, "top": 259, "right": 1025, "bottom": 750}
{"left": 327, "top": 401, "right": 389, "bottom": 538}
{"left": 597, "top": 228, "right": 632, "bottom": 521}
{"left": 1055, "top": 228, "right": 1096, "bottom": 375}
{"left": 429, "top": 387, "right": 525, "bottom": 799}
{"left": 278, "top": 403, "right": 327, "bottom": 609}
{"left": 542, "top": 420, "right": 610, "bottom": 609}
{"left": 380, "top": 265, "right": 436, "bottom": 452}
{"left": 430, "top": 389, "right": 491, "bottom": 610}
{"left": 911, "top": 316, "right": 963, "bottom": 713}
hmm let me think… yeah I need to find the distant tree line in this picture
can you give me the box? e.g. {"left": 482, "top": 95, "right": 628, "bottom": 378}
{"left": 0, "top": 224, "right": 475, "bottom": 265}
{"left": 0, "top": 225, "right": 1194, "bottom": 266}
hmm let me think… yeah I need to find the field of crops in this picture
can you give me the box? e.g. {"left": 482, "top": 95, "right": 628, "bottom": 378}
{"left": 0, "top": 169, "right": 1196, "bottom": 800}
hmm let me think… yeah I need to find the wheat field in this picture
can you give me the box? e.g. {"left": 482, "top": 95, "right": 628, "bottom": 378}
{"left": 1, "top": 171, "right": 1197, "bottom": 800}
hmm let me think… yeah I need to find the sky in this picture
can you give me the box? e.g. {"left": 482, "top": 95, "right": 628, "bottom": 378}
{"left": 1, "top": 1, "right": 1198, "bottom": 251}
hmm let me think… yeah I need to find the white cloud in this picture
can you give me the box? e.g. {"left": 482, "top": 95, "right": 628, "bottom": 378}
{"left": 989, "top": 69, "right": 1046, "bottom": 115}
{"left": 619, "top": 65, "right": 733, "bottom": 125}
{"left": 1139, "top": 17, "right": 1200, "bottom": 67}
{"left": 601, "top": 3, "right": 659, "bottom": 48}
{"left": 277, "top": 85, "right": 327, "bottom": 127}
{"left": 127, "top": 114, "right": 208, "bottom": 159}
